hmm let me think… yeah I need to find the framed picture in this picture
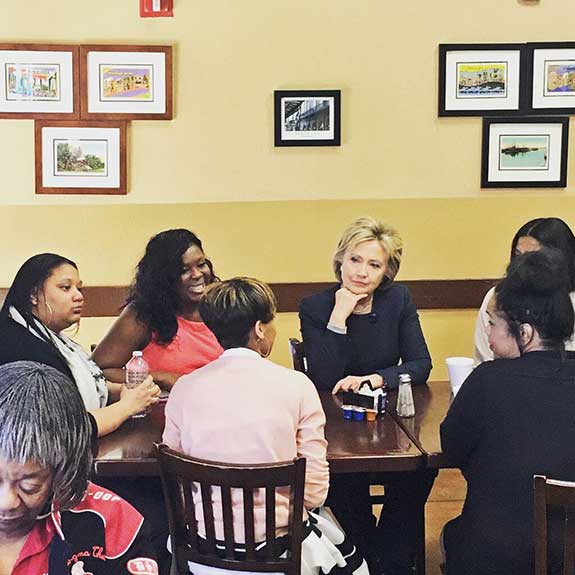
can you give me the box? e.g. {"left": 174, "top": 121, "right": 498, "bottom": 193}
{"left": 0, "top": 44, "right": 79, "bottom": 119}
{"left": 438, "top": 43, "right": 526, "bottom": 116}
{"left": 35, "top": 120, "right": 127, "bottom": 195}
{"left": 274, "top": 90, "right": 341, "bottom": 146}
{"left": 80, "top": 45, "right": 172, "bottom": 120}
{"left": 481, "top": 116, "right": 568, "bottom": 188}
{"left": 526, "top": 42, "right": 575, "bottom": 114}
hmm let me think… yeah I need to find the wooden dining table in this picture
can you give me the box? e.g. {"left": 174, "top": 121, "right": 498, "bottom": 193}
{"left": 94, "top": 391, "right": 425, "bottom": 477}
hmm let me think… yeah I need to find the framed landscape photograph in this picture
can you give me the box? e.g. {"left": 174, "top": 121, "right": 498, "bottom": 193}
{"left": 438, "top": 43, "right": 526, "bottom": 116}
{"left": 274, "top": 90, "right": 341, "bottom": 146}
{"left": 0, "top": 44, "right": 79, "bottom": 119}
{"left": 526, "top": 42, "right": 575, "bottom": 114}
{"left": 481, "top": 116, "right": 568, "bottom": 188}
{"left": 80, "top": 45, "right": 172, "bottom": 120}
{"left": 35, "top": 120, "right": 127, "bottom": 194}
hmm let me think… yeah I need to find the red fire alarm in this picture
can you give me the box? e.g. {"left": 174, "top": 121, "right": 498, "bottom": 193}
{"left": 140, "top": 0, "right": 173, "bottom": 18}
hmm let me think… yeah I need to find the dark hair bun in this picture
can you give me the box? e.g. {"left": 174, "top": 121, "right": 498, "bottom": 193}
{"left": 505, "top": 248, "right": 570, "bottom": 296}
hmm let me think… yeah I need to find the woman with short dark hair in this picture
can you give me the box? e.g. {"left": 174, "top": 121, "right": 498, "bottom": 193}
{"left": 93, "top": 228, "right": 222, "bottom": 389}
{"left": 0, "top": 361, "right": 156, "bottom": 575}
{"left": 442, "top": 249, "right": 575, "bottom": 575}
{"left": 163, "top": 277, "right": 368, "bottom": 575}
{"left": 474, "top": 217, "right": 575, "bottom": 363}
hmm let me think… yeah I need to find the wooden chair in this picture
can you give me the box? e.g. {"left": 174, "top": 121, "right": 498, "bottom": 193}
{"left": 288, "top": 338, "right": 307, "bottom": 374}
{"left": 534, "top": 474, "right": 575, "bottom": 575}
{"left": 155, "top": 444, "right": 306, "bottom": 575}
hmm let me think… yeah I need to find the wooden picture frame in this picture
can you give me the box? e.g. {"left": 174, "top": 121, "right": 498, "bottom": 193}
{"left": 35, "top": 119, "right": 128, "bottom": 195}
{"left": 481, "top": 116, "right": 569, "bottom": 188}
{"left": 526, "top": 42, "right": 575, "bottom": 115}
{"left": 274, "top": 89, "right": 341, "bottom": 146}
{"left": 0, "top": 43, "right": 79, "bottom": 119}
{"left": 80, "top": 44, "right": 172, "bottom": 120}
{"left": 438, "top": 43, "right": 526, "bottom": 117}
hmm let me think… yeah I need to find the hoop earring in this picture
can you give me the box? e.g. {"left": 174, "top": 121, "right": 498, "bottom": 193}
{"left": 44, "top": 302, "right": 54, "bottom": 327}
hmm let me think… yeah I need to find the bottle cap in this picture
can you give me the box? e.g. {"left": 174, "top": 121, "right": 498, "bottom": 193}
{"left": 399, "top": 373, "right": 411, "bottom": 383}
{"left": 132, "top": 351, "right": 143, "bottom": 357}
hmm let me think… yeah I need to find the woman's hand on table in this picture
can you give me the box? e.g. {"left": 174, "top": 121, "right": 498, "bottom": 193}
{"left": 331, "top": 373, "right": 384, "bottom": 395}
{"left": 120, "top": 375, "right": 161, "bottom": 416}
{"left": 328, "top": 287, "right": 369, "bottom": 328}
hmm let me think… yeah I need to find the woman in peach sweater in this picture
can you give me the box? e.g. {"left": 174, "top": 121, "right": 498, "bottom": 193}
{"left": 163, "top": 277, "right": 369, "bottom": 575}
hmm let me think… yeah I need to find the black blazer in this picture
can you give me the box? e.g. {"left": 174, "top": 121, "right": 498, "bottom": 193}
{"left": 298, "top": 283, "right": 432, "bottom": 390}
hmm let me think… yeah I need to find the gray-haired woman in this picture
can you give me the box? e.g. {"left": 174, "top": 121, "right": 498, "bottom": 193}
{"left": 0, "top": 361, "right": 157, "bottom": 575}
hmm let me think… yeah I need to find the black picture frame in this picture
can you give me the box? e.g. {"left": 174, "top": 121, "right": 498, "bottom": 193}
{"left": 481, "top": 116, "right": 569, "bottom": 188}
{"left": 274, "top": 90, "right": 341, "bottom": 147}
{"left": 525, "top": 42, "right": 575, "bottom": 115}
{"left": 438, "top": 43, "right": 527, "bottom": 117}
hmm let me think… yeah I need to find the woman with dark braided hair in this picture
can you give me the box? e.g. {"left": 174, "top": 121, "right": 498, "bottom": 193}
{"left": 93, "top": 229, "right": 222, "bottom": 389}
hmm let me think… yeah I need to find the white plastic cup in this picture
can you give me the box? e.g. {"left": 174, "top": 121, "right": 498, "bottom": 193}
{"left": 445, "top": 357, "right": 474, "bottom": 397}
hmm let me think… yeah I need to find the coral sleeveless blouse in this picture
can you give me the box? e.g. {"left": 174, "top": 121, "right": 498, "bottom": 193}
{"left": 142, "top": 316, "right": 222, "bottom": 376}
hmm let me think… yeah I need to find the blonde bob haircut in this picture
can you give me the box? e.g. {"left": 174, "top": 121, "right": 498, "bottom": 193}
{"left": 333, "top": 216, "right": 403, "bottom": 284}
{"left": 200, "top": 277, "right": 277, "bottom": 349}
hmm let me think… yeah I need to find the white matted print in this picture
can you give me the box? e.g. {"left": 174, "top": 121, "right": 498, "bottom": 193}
{"left": 274, "top": 90, "right": 341, "bottom": 146}
{"left": 530, "top": 46, "right": 575, "bottom": 112}
{"left": 36, "top": 121, "right": 127, "bottom": 194}
{"left": 439, "top": 44, "right": 523, "bottom": 116}
{"left": 84, "top": 49, "right": 167, "bottom": 116}
{"left": 0, "top": 48, "right": 76, "bottom": 115}
{"left": 481, "top": 117, "right": 568, "bottom": 188}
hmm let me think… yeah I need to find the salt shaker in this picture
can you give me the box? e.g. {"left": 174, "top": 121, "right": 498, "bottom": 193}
{"left": 396, "top": 373, "right": 415, "bottom": 418}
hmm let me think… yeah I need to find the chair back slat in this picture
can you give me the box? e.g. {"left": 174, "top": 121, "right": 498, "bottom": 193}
{"left": 243, "top": 487, "right": 256, "bottom": 559}
{"left": 220, "top": 485, "right": 235, "bottom": 558}
{"left": 200, "top": 483, "right": 217, "bottom": 553}
{"left": 265, "top": 487, "right": 276, "bottom": 559}
{"left": 533, "top": 475, "right": 575, "bottom": 575}
{"left": 182, "top": 480, "right": 199, "bottom": 550}
{"left": 156, "top": 443, "right": 306, "bottom": 575}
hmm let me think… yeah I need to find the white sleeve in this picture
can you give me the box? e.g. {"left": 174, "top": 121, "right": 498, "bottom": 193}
{"left": 473, "top": 287, "right": 495, "bottom": 365}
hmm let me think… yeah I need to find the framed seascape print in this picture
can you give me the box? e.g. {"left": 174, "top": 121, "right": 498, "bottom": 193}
{"left": 481, "top": 117, "right": 568, "bottom": 188}
{"left": 35, "top": 120, "right": 127, "bottom": 195}
{"left": 438, "top": 43, "right": 525, "bottom": 117}
{"left": 527, "top": 42, "right": 575, "bottom": 114}
{"left": 274, "top": 90, "right": 341, "bottom": 146}
{"left": 0, "top": 44, "right": 79, "bottom": 119}
{"left": 80, "top": 45, "right": 172, "bottom": 120}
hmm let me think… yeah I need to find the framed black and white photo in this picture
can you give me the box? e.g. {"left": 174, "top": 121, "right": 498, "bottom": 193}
{"left": 438, "top": 43, "right": 526, "bottom": 116}
{"left": 0, "top": 44, "right": 79, "bottom": 119}
{"left": 526, "top": 42, "right": 575, "bottom": 115}
{"left": 35, "top": 120, "right": 127, "bottom": 195}
{"left": 481, "top": 116, "right": 568, "bottom": 188}
{"left": 274, "top": 90, "right": 340, "bottom": 146}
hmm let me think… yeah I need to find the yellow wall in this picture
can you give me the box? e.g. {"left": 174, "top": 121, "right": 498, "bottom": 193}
{"left": 2, "top": 1, "right": 575, "bottom": 379}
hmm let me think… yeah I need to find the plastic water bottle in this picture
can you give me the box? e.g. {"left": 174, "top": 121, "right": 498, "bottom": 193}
{"left": 396, "top": 373, "right": 415, "bottom": 418}
{"left": 125, "top": 351, "right": 149, "bottom": 418}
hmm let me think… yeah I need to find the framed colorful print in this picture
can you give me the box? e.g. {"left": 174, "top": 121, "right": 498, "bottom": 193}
{"left": 481, "top": 116, "right": 568, "bottom": 188}
{"left": 0, "top": 44, "right": 79, "bottom": 119}
{"left": 35, "top": 120, "right": 127, "bottom": 195}
{"left": 526, "top": 42, "right": 575, "bottom": 114}
{"left": 80, "top": 45, "right": 172, "bottom": 120}
{"left": 274, "top": 90, "right": 341, "bottom": 146}
{"left": 438, "top": 43, "right": 526, "bottom": 117}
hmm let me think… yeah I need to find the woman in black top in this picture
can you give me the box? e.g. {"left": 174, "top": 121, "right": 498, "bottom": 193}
{"left": 442, "top": 249, "right": 575, "bottom": 575}
{"left": 299, "top": 217, "right": 434, "bottom": 575}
